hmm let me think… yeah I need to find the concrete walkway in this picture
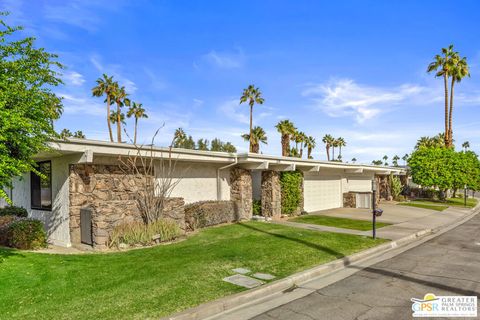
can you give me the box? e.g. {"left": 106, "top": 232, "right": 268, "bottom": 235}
{"left": 276, "top": 203, "right": 476, "bottom": 240}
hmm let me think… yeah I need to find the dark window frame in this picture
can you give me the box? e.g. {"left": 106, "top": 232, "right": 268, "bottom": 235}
{"left": 30, "top": 160, "right": 52, "bottom": 211}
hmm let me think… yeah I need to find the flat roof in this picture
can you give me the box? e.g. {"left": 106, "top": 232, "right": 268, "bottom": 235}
{"left": 40, "top": 138, "right": 405, "bottom": 174}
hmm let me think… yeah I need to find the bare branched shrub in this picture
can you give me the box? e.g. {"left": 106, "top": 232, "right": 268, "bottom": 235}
{"left": 118, "top": 129, "right": 185, "bottom": 224}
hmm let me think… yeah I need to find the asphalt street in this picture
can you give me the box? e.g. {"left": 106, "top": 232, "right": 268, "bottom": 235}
{"left": 252, "top": 213, "right": 480, "bottom": 320}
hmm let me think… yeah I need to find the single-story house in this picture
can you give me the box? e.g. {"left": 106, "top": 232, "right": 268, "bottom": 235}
{"left": 1, "top": 138, "right": 405, "bottom": 249}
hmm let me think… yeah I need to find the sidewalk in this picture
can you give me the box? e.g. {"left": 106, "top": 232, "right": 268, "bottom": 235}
{"left": 274, "top": 204, "right": 475, "bottom": 240}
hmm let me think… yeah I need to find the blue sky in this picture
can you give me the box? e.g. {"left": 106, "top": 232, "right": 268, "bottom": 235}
{"left": 4, "top": 0, "right": 480, "bottom": 163}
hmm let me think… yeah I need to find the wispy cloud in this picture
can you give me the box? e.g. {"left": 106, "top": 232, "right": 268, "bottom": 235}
{"left": 63, "top": 71, "right": 85, "bottom": 86}
{"left": 59, "top": 93, "right": 105, "bottom": 116}
{"left": 90, "top": 54, "right": 137, "bottom": 93}
{"left": 218, "top": 99, "right": 250, "bottom": 124}
{"left": 202, "top": 48, "right": 246, "bottom": 69}
{"left": 302, "top": 79, "right": 427, "bottom": 123}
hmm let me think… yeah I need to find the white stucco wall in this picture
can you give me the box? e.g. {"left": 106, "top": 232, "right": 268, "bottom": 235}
{"left": 6, "top": 154, "right": 82, "bottom": 247}
{"left": 344, "top": 173, "right": 375, "bottom": 193}
{"left": 156, "top": 161, "right": 231, "bottom": 204}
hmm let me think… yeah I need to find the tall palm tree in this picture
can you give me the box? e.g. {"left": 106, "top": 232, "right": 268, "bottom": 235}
{"left": 239, "top": 85, "right": 264, "bottom": 152}
{"left": 402, "top": 154, "right": 409, "bottom": 166}
{"left": 297, "top": 131, "right": 307, "bottom": 158}
{"left": 92, "top": 74, "right": 115, "bottom": 142}
{"left": 392, "top": 155, "right": 400, "bottom": 167}
{"left": 448, "top": 54, "right": 470, "bottom": 146}
{"left": 242, "top": 126, "right": 267, "bottom": 153}
{"left": 427, "top": 45, "right": 455, "bottom": 147}
{"left": 126, "top": 102, "right": 148, "bottom": 144}
{"left": 275, "top": 120, "right": 296, "bottom": 156}
{"left": 462, "top": 141, "right": 470, "bottom": 152}
{"left": 173, "top": 128, "right": 187, "bottom": 148}
{"left": 382, "top": 155, "right": 388, "bottom": 166}
{"left": 322, "top": 134, "right": 334, "bottom": 161}
{"left": 111, "top": 83, "right": 131, "bottom": 142}
{"left": 337, "top": 137, "right": 346, "bottom": 159}
{"left": 304, "top": 136, "right": 316, "bottom": 159}
{"left": 332, "top": 138, "right": 339, "bottom": 160}
{"left": 109, "top": 111, "right": 126, "bottom": 126}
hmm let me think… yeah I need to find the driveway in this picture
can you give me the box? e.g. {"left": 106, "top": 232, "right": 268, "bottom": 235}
{"left": 251, "top": 212, "right": 480, "bottom": 320}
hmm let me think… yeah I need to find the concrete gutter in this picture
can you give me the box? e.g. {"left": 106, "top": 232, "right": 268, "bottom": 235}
{"left": 162, "top": 204, "right": 480, "bottom": 320}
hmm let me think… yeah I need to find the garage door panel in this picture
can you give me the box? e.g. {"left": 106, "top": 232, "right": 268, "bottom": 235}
{"left": 304, "top": 175, "right": 342, "bottom": 212}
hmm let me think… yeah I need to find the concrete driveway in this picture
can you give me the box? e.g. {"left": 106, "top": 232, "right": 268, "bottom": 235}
{"left": 310, "top": 202, "right": 439, "bottom": 224}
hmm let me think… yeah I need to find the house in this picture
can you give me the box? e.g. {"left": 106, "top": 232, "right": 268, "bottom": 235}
{"left": 2, "top": 138, "right": 405, "bottom": 249}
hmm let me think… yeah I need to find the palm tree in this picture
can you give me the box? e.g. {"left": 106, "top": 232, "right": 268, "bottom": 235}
{"left": 126, "top": 102, "right": 148, "bottom": 144}
{"left": 337, "top": 137, "right": 346, "bottom": 159}
{"left": 382, "top": 155, "right": 388, "bottom": 166}
{"left": 351, "top": 157, "right": 357, "bottom": 163}
{"left": 239, "top": 85, "right": 264, "bottom": 152}
{"left": 322, "top": 134, "right": 334, "bottom": 161}
{"left": 448, "top": 54, "right": 470, "bottom": 146}
{"left": 73, "top": 131, "right": 86, "bottom": 139}
{"left": 332, "top": 138, "right": 339, "bottom": 160}
{"left": 60, "top": 129, "right": 72, "bottom": 139}
{"left": 197, "top": 138, "right": 209, "bottom": 151}
{"left": 462, "top": 141, "right": 470, "bottom": 152}
{"left": 392, "top": 155, "right": 400, "bottom": 167}
{"left": 111, "top": 83, "right": 130, "bottom": 142}
{"left": 304, "top": 136, "right": 316, "bottom": 159}
{"left": 173, "top": 128, "right": 187, "bottom": 148}
{"left": 372, "top": 160, "right": 383, "bottom": 166}
{"left": 402, "top": 154, "right": 409, "bottom": 166}
{"left": 222, "top": 142, "right": 237, "bottom": 153}
{"left": 109, "top": 111, "right": 126, "bottom": 126}
{"left": 415, "top": 133, "right": 446, "bottom": 150}
{"left": 275, "top": 120, "right": 296, "bottom": 156}
{"left": 427, "top": 45, "right": 455, "bottom": 147}
{"left": 297, "top": 131, "right": 307, "bottom": 158}
{"left": 242, "top": 126, "right": 267, "bottom": 153}
{"left": 92, "top": 74, "right": 115, "bottom": 142}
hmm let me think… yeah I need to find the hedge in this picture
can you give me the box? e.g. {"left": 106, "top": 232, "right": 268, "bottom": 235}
{"left": 280, "top": 171, "right": 303, "bottom": 215}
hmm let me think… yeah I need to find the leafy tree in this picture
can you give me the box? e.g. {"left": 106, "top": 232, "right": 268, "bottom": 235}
{"left": 92, "top": 74, "right": 115, "bottom": 142}
{"left": 275, "top": 120, "right": 296, "bottom": 157}
{"left": 73, "top": 131, "right": 86, "bottom": 139}
{"left": 126, "top": 102, "right": 148, "bottom": 144}
{"left": 111, "top": 83, "right": 130, "bottom": 142}
{"left": 60, "top": 129, "right": 72, "bottom": 139}
{"left": 197, "top": 138, "right": 209, "bottom": 151}
{"left": 304, "top": 136, "right": 316, "bottom": 159}
{"left": 0, "top": 16, "right": 63, "bottom": 202}
{"left": 322, "top": 134, "right": 334, "bottom": 161}
{"left": 242, "top": 126, "right": 267, "bottom": 153}
{"left": 239, "top": 84, "right": 264, "bottom": 152}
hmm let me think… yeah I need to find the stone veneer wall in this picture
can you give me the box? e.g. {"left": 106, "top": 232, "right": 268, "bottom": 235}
{"left": 261, "top": 170, "right": 281, "bottom": 219}
{"left": 376, "top": 174, "right": 392, "bottom": 202}
{"left": 343, "top": 192, "right": 356, "bottom": 208}
{"left": 69, "top": 164, "right": 185, "bottom": 249}
{"left": 184, "top": 200, "right": 236, "bottom": 231}
{"left": 230, "top": 167, "right": 253, "bottom": 220}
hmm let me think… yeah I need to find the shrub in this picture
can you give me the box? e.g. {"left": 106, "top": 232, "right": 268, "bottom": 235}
{"left": 280, "top": 171, "right": 303, "bottom": 215}
{"left": 252, "top": 199, "right": 262, "bottom": 216}
{"left": 7, "top": 219, "right": 47, "bottom": 249}
{"left": 0, "top": 215, "right": 18, "bottom": 246}
{"left": 391, "top": 175, "right": 403, "bottom": 200}
{"left": 0, "top": 206, "right": 28, "bottom": 217}
{"left": 109, "top": 219, "right": 182, "bottom": 248}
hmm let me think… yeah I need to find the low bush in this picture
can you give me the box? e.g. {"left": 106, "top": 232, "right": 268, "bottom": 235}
{"left": 7, "top": 219, "right": 47, "bottom": 249}
{"left": 0, "top": 206, "right": 28, "bottom": 217}
{"left": 109, "top": 219, "right": 182, "bottom": 248}
{"left": 280, "top": 171, "right": 303, "bottom": 215}
{"left": 252, "top": 199, "right": 262, "bottom": 216}
{"left": 0, "top": 215, "right": 18, "bottom": 246}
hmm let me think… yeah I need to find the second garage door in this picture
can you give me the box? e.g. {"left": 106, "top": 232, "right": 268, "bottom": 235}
{"left": 304, "top": 175, "right": 342, "bottom": 212}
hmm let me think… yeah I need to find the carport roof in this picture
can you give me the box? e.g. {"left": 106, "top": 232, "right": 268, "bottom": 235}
{"left": 39, "top": 138, "right": 405, "bottom": 174}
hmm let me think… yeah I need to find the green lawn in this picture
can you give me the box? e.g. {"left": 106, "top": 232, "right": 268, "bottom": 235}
{"left": 290, "top": 215, "right": 390, "bottom": 231}
{"left": 398, "top": 197, "right": 478, "bottom": 212}
{"left": 0, "top": 222, "right": 386, "bottom": 319}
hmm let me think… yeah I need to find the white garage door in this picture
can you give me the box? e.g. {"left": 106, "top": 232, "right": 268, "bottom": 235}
{"left": 304, "top": 175, "right": 342, "bottom": 212}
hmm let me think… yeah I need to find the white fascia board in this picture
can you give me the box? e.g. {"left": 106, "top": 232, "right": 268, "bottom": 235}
{"left": 344, "top": 168, "right": 363, "bottom": 173}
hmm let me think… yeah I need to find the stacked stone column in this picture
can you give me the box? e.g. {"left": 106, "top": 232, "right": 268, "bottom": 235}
{"left": 230, "top": 168, "right": 253, "bottom": 220}
{"left": 261, "top": 170, "right": 281, "bottom": 219}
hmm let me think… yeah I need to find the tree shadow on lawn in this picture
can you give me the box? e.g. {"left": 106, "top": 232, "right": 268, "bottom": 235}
{"left": 237, "top": 223, "right": 347, "bottom": 260}
{"left": 0, "top": 247, "right": 25, "bottom": 263}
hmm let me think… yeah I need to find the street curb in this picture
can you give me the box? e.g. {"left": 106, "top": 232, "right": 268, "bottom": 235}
{"left": 163, "top": 205, "right": 480, "bottom": 320}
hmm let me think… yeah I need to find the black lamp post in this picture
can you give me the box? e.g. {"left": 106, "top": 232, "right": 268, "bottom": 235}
{"left": 464, "top": 184, "right": 467, "bottom": 207}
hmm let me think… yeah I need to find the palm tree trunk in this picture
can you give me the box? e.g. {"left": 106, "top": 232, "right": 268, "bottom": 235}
{"left": 300, "top": 145, "right": 303, "bottom": 158}
{"left": 448, "top": 78, "right": 455, "bottom": 148}
{"left": 281, "top": 135, "right": 287, "bottom": 156}
{"left": 443, "top": 73, "right": 449, "bottom": 147}
{"left": 107, "top": 96, "right": 114, "bottom": 142}
{"left": 339, "top": 146, "right": 342, "bottom": 157}
{"left": 326, "top": 146, "right": 330, "bottom": 161}
{"left": 116, "top": 102, "right": 122, "bottom": 142}
{"left": 308, "top": 147, "right": 312, "bottom": 159}
{"left": 134, "top": 117, "right": 138, "bottom": 144}
{"left": 249, "top": 104, "right": 253, "bottom": 152}
{"left": 332, "top": 147, "right": 335, "bottom": 160}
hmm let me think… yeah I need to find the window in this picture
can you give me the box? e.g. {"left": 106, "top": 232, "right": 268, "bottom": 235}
{"left": 31, "top": 161, "right": 52, "bottom": 210}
